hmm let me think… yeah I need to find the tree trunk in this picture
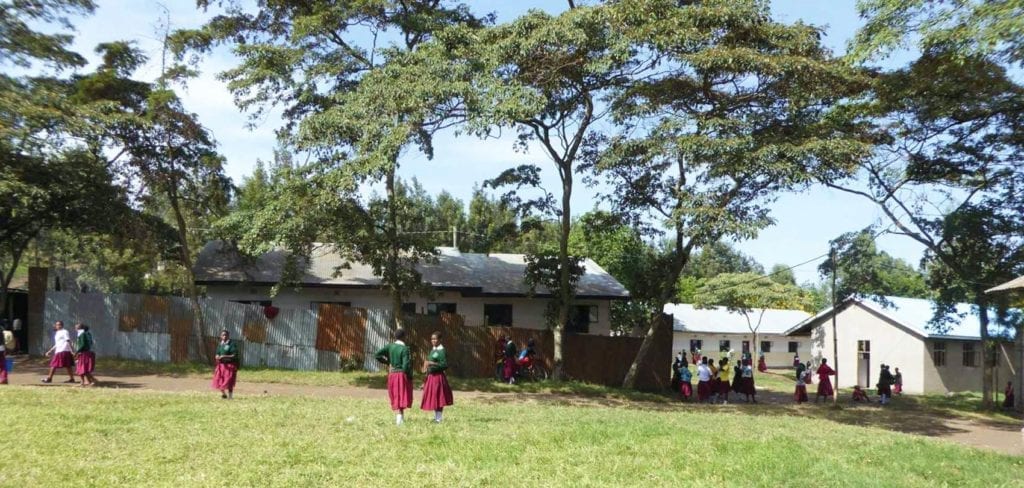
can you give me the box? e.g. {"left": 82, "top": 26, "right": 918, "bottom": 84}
{"left": 552, "top": 165, "right": 573, "bottom": 381}
{"left": 385, "top": 166, "right": 403, "bottom": 329}
{"left": 977, "top": 293, "right": 993, "bottom": 407}
{"left": 167, "top": 186, "right": 211, "bottom": 363}
{"left": 622, "top": 311, "right": 668, "bottom": 389}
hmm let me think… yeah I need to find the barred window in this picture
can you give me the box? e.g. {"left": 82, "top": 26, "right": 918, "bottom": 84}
{"left": 962, "top": 342, "right": 978, "bottom": 367}
{"left": 760, "top": 341, "right": 772, "bottom": 353}
{"left": 719, "top": 340, "right": 731, "bottom": 352}
{"left": 932, "top": 342, "right": 946, "bottom": 367}
{"left": 788, "top": 341, "right": 799, "bottom": 353}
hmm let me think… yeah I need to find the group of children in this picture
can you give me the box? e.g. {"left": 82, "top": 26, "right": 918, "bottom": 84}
{"left": 794, "top": 357, "right": 904, "bottom": 405}
{"left": 35, "top": 320, "right": 96, "bottom": 387}
{"left": 495, "top": 335, "right": 537, "bottom": 384}
{"left": 672, "top": 351, "right": 757, "bottom": 404}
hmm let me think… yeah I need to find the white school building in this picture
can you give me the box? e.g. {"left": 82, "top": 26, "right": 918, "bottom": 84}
{"left": 664, "top": 303, "right": 813, "bottom": 367}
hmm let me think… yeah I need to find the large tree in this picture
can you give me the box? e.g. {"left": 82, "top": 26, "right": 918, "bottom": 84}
{"left": 825, "top": 47, "right": 1024, "bottom": 406}
{"left": 819, "top": 228, "right": 930, "bottom": 304}
{"left": 596, "top": 0, "right": 871, "bottom": 388}
{"left": 471, "top": 3, "right": 640, "bottom": 379}
{"left": 174, "top": 1, "right": 485, "bottom": 325}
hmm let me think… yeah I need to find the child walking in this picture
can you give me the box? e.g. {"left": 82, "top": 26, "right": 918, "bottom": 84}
{"left": 73, "top": 323, "right": 97, "bottom": 387}
{"left": 376, "top": 328, "right": 413, "bottom": 425}
{"left": 421, "top": 331, "right": 454, "bottom": 423}
{"left": 679, "top": 362, "right": 693, "bottom": 401}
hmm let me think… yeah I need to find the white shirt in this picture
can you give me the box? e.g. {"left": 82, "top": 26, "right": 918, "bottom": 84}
{"left": 53, "top": 329, "right": 72, "bottom": 353}
{"left": 697, "top": 364, "right": 711, "bottom": 382}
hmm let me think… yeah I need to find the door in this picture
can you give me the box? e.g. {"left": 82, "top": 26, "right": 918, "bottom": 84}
{"left": 742, "top": 341, "right": 750, "bottom": 354}
{"left": 857, "top": 340, "right": 871, "bottom": 387}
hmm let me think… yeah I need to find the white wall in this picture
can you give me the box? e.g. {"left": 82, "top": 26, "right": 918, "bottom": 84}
{"left": 204, "top": 285, "right": 612, "bottom": 335}
{"left": 672, "top": 331, "right": 812, "bottom": 367}
{"left": 810, "top": 304, "right": 928, "bottom": 394}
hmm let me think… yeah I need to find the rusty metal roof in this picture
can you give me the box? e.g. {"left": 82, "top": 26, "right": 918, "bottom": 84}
{"left": 193, "top": 241, "right": 630, "bottom": 299}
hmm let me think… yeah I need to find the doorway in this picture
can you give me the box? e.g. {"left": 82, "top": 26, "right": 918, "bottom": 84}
{"left": 857, "top": 340, "right": 870, "bottom": 387}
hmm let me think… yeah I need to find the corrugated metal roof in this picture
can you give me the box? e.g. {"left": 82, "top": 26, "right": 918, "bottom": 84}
{"left": 785, "top": 295, "right": 1018, "bottom": 340}
{"left": 193, "top": 241, "right": 630, "bottom": 299}
{"left": 987, "top": 275, "right": 1024, "bottom": 293}
{"left": 663, "top": 303, "right": 811, "bottom": 335}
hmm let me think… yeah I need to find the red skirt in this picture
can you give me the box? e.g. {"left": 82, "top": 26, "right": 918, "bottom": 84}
{"left": 50, "top": 351, "right": 73, "bottom": 368}
{"left": 387, "top": 371, "right": 413, "bottom": 411}
{"left": 795, "top": 384, "right": 808, "bottom": 403}
{"left": 893, "top": 384, "right": 902, "bottom": 394}
{"left": 738, "top": 377, "right": 756, "bottom": 396}
{"left": 718, "top": 379, "right": 731, "bottom": 395}
{"left": 817, "top": 378, "right": 833, "bottom": 397}
{"left": 211, "top": 362, "right": 238, "bottom": 391}
{"left": 0, "top": 351, "right": 6, "bottom": 384}
{"left": 697, "top": 380, "right": 711, "bottom": 401}
{"left": 503, "top": 357, "right": 516, "bottom": 380}
{"left": 421, "top": 372, "right": 454, "bottom": 411}
{"left": 75, "top": 351, "right": 95, "bottom": 375}
{"left": 680, "top": 381, "right": 692, "bottom": 399}
{"left": 757, "top": 358, "right": 767, "bottom": 372}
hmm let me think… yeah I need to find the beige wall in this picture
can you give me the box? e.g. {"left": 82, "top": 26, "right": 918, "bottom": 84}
{"left": 921, "top": 339, "right": 1020, "bottom": 394}
{"left": 809, "top": 304, "right": 1022, "bottom": 395}
{"left": 810, "top": 304, "right": 927, "bottom": 394}
{"left": 672, "top": 331, "right": 813, "bottom": 367}
{"left": 204, "top": 285, "right": 612, "bottom": 335}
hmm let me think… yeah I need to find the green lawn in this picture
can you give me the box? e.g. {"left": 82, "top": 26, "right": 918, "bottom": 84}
{"left": 2, "top": 386, "right": 1021, "bottom": 486}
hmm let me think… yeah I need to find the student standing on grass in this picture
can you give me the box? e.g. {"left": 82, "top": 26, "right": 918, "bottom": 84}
{"left": 893, "top": 367, "right": 903, "bottom": 395}
{"left": 503, "top": 337, "right": 518, "bottom": 384}
{"left": 671, "top": 351, "right": 684, "bottom": 392}
{"left": 73, "top": 323, "right": 97, "bottom": 387}
{"left": 717, "top": 358, "right": 731, "bottom": 404}
{"left": 739, "top": 359, "right": 757, "bottom": 403}
{"left": 421, "top": 331, "right": 453, "bottom": 423}
{"left": 696, "top": 357, "right": 712, "bottom": 403}
{"left": 375, "top": 328, "right": 412, "bottom": 425}
{"left": 876, "top": 364, "right": 894, "bottom": 405}
{"left": 708, "top": 356, "right": 719, "bottom": 403}
{"left": 794, "top": 361, "right": 808, "bottom": 403}
{"left": 679, "top": 362, "right": 693, "bottom": 401}
{"left": 757, "top": 354, "right": 768, "bottom": 373}
{"left": 731, "top": 358, "right": 742, "bottom": 394}
{"left": 1003, "top": 381, "right": 1015, "bottom": 409}
{"left": 211, "top": 329, "right": 238, "bottom": 399}
{"left": 815, "top": 358, "right": 835, "bottom": 403}
{"left": 42, "top": 321, "right": 75, "bottom": 384}
{"left": 494, "top": 335, "right": 507, "bottom": 381}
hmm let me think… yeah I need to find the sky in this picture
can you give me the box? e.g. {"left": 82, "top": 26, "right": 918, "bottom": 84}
{"left": 61, "top": 0, "right": 927, "bottom": 283}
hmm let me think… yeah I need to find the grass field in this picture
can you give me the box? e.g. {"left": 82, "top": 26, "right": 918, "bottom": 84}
{"left": 3, "top": 386, "right": 1022, "bottom": 486}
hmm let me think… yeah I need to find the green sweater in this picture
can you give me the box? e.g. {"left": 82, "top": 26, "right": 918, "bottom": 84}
{"left": 75, "top": 331, "right": 93, "bottom": 353}
{"left": 426, "top": 346, "right": 448, "bottom": 374}
{"left": 375, "top": 342, "right": 411, "bottom": 377}
{"left": 216, "top": 340, "right": 238, "bottom": 363}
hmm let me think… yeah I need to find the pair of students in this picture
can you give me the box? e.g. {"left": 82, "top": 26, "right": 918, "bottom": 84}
{"left": 375, "top": 329, "right": 454, "bottom": 425}
{"left": 42, "top": 321, "right": 96, "bottom": 386}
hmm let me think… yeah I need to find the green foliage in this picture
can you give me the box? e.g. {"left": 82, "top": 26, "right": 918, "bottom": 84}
{"left": 852, "top": 0, "right": 1024, "bottom": 66}
{"left": 693, "top": 272, "right": 814, "bottom": 325}
{"left": 0, "top": 0, "right": 95, "bottom": 70}
{"left": 820, "top": 229, "right": 930, "bottom": 304}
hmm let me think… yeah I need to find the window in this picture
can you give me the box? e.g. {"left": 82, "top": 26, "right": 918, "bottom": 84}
{"left": 788, "top": 341, "right": 799, "bottom": 353}
{"left": 719, "top": 340, "right": 731, "bottom": 352}
{"left": 932, "top": 342, "right": 946, "bottom": 367}
{"left": 962, "top": 342, "right": 978, "bottom": 367}
{"left": 760, "top": 341, "right": 772, "bottom": 353}
{"left": 426, "top": 303, "right": 457, "bottom": 316}
{"left": 401, "top": 303, "right": 417, "bottom": 315}
{"left": 689, "top": 339, "right": 703, "bottom": 352}
{"left": 483, "top": 304, "right": 513, "bottom": 326}
{"left": 742, "top": 341, "right": 750, "bottom": 354}
{"left": 309, "top": 301, "right": 351, "bottom": 311}
{"left": 857, "top": 340, "right": 871, "bottom": 353}
{"left": 568, "top": 305, "right": 598, "bottom": 334}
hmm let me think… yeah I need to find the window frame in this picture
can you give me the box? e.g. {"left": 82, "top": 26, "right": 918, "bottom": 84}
{"left": 483, "top": 303, "right": 514, "bottom": 327}
{"left": 760, "top": 341, "right": 772, "bottom": 353}
{"left": 426, "top": 302, "right": 457, "bottom": 316}
{"left": 788, "top": 341, "right": 799, "bottom": 354}
{"left": 932, "top": 341, "right": 947, "bottom": 367}
{"left": 962, "top": 342, "right": 978, "bottom": 367}
{"left": 719, "top": 340, "right": 731, "bottom": 352}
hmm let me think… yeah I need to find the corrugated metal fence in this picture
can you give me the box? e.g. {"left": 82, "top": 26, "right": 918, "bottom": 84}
{"left": 35, "top": 291, "right": 669, "bottom": 389}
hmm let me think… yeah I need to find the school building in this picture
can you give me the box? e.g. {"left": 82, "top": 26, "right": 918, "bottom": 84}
{"left": 193, "top": 241, "right": 630, "bottom": 335}
{"left": 784, "top": 295, "right": 1021, "bottom": 395}
{"left": 663, "top": 303, "right": 813, "bottom": 367}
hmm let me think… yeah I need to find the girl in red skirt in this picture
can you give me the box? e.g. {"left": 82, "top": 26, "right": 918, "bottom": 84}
{"left": 696, "top": 357, "right": 712, "bottom": 402}
{"left": 815, "top": 358, "right": 835, "bottom": 403}
{"left": 73, "top": 323, "right": 97, "bottom": 387}
{"left": 679, "top": 363, "right": 693, "bottom": 400}
{"left": 421, "top": 331, "right": 454, "bottom": 423}
{"left": 794, "top": 361, "right": 809, "bottom": 403}
{"left": 211, "top": 329, "right": 239, "bottom": 399}
{"left": 43, "top": 320, "right": 76, "bottom": 384}
{"left": 375, "top": 328, "right": 412, "bottom": 425}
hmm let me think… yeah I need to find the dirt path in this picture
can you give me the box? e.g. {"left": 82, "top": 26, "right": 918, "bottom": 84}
{"left": 5, "top": 356, "right": 1022, "bottom": 456}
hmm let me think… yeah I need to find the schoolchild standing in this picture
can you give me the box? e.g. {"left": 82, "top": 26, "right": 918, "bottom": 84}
{"left": 211, "top": 329, "right": 239, "bottom": 399}
{"left": 696, "top": 357, "right": 712, "bottom": 403}
{"left": 717, "top": 358, "right": 732, "bottom": 404}
{"left": 679, "top": 362, "right": 693, "bottom": 401}
{"left": 376, "top": 328, "right": 413, "bottom": 425}
{"left": 421, "top": 331, "right": 454, "bottom": 423}
{"left": 42, "top": 321, "right": 75, "bottom": 384}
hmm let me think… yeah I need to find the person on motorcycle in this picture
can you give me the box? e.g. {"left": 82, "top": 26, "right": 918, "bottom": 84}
{"left": 517, "top": 338, "right": 537, "bottom": 370}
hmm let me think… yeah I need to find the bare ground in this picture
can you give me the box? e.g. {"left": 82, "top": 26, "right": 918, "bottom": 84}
{"left": 5, "top": 356, "right": 1022, "bottom": 456}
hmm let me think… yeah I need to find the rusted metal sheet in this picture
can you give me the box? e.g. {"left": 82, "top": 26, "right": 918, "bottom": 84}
{"left": 363, "top": 308, "right": 393, "bottom": 372}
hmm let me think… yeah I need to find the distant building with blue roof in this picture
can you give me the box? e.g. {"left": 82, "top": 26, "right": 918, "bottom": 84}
{"left": 785, "top": 295, "right": 1020, "bottom": 395}
{"left": 664, "top": 303, "right": 813, "bottom": 367}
